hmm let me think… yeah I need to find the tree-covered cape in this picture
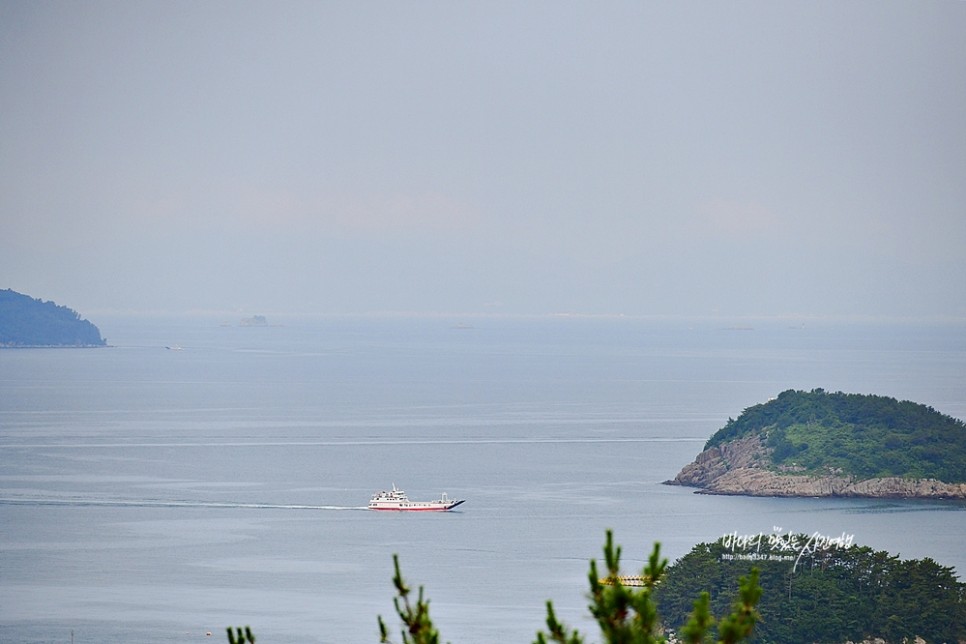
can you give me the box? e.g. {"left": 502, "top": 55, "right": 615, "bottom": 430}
{"left": 655, "top": 533, "right": 966, "bottom": 644}
{"left": 706, "top": 389, "right": 966, "bottom": 484}
{"left": 0, "top": 289, "right": 106, "bottom": 347}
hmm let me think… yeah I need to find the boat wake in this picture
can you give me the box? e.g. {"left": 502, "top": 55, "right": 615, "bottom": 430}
{"left": 0, "top": 497, "right": 368, "bottom": 511}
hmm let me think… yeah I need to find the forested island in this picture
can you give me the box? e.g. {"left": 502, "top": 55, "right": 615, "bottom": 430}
{"left": 655, "top": 533, "right": 966, "bottom": 643}
{"left": 0, "top": 289, "right": 106, "bottom": 347}
{"left": 668, "top": 389, "right": 966, "bottom": 498}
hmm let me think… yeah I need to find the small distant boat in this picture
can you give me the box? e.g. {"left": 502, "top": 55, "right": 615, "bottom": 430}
{"left": 368, "top": 484, "right": 465, "bottom": 511}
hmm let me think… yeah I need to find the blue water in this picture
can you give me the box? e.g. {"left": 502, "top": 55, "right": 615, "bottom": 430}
{"left": 2, "top": 316, "right": 965, "bottom": 643}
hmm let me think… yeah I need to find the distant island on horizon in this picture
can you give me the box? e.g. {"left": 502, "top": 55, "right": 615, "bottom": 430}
{"left": 0, "top": 289, "right": 106, "bottom": 347}
{"left": 667, "top": 389, "right": 966, "bottom": 499}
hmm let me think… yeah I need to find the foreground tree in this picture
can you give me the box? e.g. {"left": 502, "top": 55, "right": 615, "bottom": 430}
{"left": 226, "top": 626, "right": 256, "bottom": 644}
{"left": 378, "top": 530, "right": 761, "bottom": 644}
{"left": 231, "top": 529, "right": 962, "bottom": 642}
{"left": 378, "top": 553, "right": 443, "bottom": 644}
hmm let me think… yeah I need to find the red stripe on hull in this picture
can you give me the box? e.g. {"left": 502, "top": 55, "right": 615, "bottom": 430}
{"left": 369, "top": 506, "right": 456, "bottom": 511}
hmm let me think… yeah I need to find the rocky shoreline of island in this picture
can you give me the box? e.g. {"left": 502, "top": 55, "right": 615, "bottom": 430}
{"left": 665, "top": 434, "right": 966, "bottom": 499}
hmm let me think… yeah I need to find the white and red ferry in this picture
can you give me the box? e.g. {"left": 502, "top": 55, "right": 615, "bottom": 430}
{"left": 368, "top": 484, "right": 465, "bottom": 511}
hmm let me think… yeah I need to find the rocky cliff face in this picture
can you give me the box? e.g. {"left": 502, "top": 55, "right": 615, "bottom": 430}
{"left": 668, "top": 434, "right": 966, "bottom": 499}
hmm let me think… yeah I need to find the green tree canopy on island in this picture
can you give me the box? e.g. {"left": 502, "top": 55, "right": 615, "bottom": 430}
{"left": 0, "top": 289, "right": 106, "bottom": 347}
{"left": 655, "top": 533, "right": 966, "bottom": 644}
{"left": 704, "top": 389, "right": 966, "bottom": 483}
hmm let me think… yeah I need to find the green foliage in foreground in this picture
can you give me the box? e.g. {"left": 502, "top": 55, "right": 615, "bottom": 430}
{"left": 0, "top": 288, "right": 106, "bottom": 347}
{"left": 226, "top": 626, "right": 256, "bottom": 644}
{"left": 377, "top": 554, "right": 443, "bottom": 644}
{"left": 704, "top": 389, "right": 966, "bottom": 482}
{"left": 227, "top": 529, "right": 965, "bottom": 643}
{"left": 656, "top": 534, "right": 966, "bottom": 644}
{"left": 378, "top": 530, "right": 762, "bottom": 644}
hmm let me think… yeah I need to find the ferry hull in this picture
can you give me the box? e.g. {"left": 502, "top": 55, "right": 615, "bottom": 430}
{"left": 369, "top": 499, "right": 465, "bottom": 512}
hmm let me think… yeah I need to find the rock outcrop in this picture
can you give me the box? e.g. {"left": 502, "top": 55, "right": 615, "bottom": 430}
{"left": 667, "top": 434, "right": 966, "bottom": 499}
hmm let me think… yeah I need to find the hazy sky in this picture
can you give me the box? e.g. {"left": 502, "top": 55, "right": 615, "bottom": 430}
{"left": 2, "top": 1, "right": 965, "bottom": 319}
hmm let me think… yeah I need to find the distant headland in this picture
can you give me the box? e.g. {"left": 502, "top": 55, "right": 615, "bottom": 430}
{"left": 0, "top": 289, "right": 107, "bottom": 347}
{"left": 666, "top": 389, "right": 966, "bottom": 499}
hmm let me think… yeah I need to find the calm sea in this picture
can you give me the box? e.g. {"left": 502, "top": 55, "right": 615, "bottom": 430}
{"left": 2, "top": 316, "right": 965, "bottom": 643}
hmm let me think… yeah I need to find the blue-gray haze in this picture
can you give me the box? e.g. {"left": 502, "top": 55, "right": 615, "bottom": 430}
{"left": 2, "top": 2, "right": 965, "bottom": 319}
